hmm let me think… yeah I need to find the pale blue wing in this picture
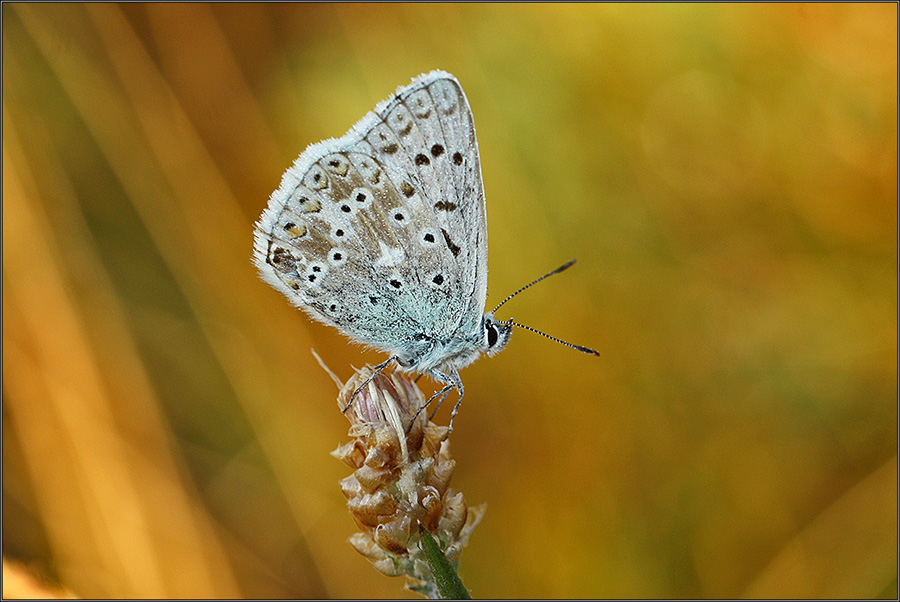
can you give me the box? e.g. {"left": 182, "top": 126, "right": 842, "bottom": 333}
{"left": 253, "top": 71, "right": 488, "bottom": 358}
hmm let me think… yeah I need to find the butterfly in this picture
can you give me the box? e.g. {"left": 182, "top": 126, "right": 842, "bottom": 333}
{"left": 253, "top": 70, "right": 596, "bottom": 433}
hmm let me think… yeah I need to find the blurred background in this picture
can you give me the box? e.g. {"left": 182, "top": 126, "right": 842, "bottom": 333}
{"left": 3, "top": 3, "right": 896, "bottom": 599}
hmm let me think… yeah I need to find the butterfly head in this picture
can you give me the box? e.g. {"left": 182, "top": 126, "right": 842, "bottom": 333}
{"left": 395, "top": 315, "right": 511, "bottom": 375}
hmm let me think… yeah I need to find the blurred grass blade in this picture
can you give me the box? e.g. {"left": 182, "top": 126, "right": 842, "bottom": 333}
{"left": 745, "top": 457, "right": 898, "bottom": 598}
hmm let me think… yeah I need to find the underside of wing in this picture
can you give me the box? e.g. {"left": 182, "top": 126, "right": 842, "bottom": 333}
{"left": 253, "top": 71, "right": 489, "bottom": 352}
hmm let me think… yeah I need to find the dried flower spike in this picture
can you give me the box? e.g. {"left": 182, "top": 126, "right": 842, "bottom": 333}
{"left": 331, "top": 366, "right": 485, "bottom": 598}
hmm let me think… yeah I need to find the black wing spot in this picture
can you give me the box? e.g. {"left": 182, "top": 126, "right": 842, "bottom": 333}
{"left": 294, "top": 195, "right": 321, "bottom": 213}
{"left": 415, "top": 154, "right": 430, "bottom": 166}
{"left": 432, "top": 274, "right": 444, "bottom": 285}
{"left": 424, "top": 233, "right": 435, "bottom": 243}
{"left": 336, "top": 229, "right": 345, "bottom": 237}
{"left": 434, "top": 201, "right": 458, "bottom": 211}
{"left": 270, "top": 247, "right": 289, "bottom": 265}
{"left": 268, "top": 246, "right": 297, "bottom": 272}
{"left": 390, "top": 279, "right": 402, "bottom": 289}
{"left": 341, "top": 204, "right": 351, "bottom": 213}
{"left": 431, "top": 144, "right": 444, "bottom": 157}
{"left": 452, "top": 152, "right": 463, "bottom": 165}
{"left": 441, "top": 228, "right": 461, "bottom": 257}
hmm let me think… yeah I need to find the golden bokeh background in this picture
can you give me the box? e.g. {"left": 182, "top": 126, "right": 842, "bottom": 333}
{"left": 3, "top": 3, "right": 896, "bottom": 599}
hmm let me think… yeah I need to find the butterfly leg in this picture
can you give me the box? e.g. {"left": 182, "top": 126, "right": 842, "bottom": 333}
{"left": 444, "top": 371, "right": 465, "bottom": 438}
{"left": 343, "top": 356, "right": 398, "bottom": 413}
{"left": 427, "top": 387, "right": 454, "bottom": 421}
{"left": 425, "top": 368, "right": 460, "bottom": 418}
{"left": 422, "top": 369, "right": 465, "bottom": 437}
{"left": 407, "top": 380, "right": 454, "bottom": 433}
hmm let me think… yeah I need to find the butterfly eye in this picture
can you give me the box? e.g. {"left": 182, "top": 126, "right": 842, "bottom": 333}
{"left": 486, "top": 323, "right": 499, "bottom": 348}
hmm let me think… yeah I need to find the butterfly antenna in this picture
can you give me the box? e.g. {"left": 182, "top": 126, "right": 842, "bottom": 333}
{"left": 492, "top": 259, "right": 578, "bottom": 313}
{"left": 508, "top": 320, "right": 599, "bottom": 356}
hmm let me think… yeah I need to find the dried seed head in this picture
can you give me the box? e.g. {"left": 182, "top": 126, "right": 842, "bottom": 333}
{"left": 331, "top": 366, "right": 484, "bottom": 597}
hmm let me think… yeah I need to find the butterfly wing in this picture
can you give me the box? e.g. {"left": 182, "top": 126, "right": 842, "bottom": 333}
{"left": 253, "top": 71, "right": 488, "bottom": 357}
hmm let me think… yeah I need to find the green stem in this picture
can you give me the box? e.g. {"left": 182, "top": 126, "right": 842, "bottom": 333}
{"left": 418, "top": 525, "right": 472, "bottom": 599}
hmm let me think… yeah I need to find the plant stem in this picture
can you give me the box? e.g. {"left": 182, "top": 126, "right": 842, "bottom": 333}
{"left": 418, "top": 525, "right": 472, "bottom": 600}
